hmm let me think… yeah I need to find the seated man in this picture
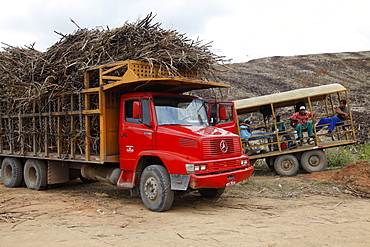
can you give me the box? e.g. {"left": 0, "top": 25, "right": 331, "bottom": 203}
{"left": 271, "top": 116, "right": 295, "bottom": 149}
{"left": 290, "top": 106, "right": 315, "bottom": 141}
{"left": 274, "top": 115, "right": 286, "bottom": 132}
{"left": 239, "top": 120, "right": 275, "bottom": 141}
{"left": 316, "top": 100, "right": 349, "bottom": 137}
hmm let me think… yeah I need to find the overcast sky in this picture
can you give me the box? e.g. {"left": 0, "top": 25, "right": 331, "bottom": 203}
{"left": 0, "top": 0, "right": 369, "bottom": 62}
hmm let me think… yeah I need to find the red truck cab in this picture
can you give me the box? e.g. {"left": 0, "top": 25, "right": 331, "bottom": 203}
{"left": 117, "top": 92, "right": 253, "bottom": 211}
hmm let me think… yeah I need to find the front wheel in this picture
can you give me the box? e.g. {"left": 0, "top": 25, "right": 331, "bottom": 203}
{"left": 274, "top": 154, "right": 299, "bottom": 176}
{"left": 140, "top": 165, "right": 174, "bottom": 212}
{"left": 199, "top": 187, "right": 226, "bottom": 198}
{"left": 300, "top": 150, "right": 327, "bottom": 173}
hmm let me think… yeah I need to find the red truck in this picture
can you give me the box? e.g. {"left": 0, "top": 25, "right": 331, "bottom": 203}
{"left": 0, "top": 60, "right": 253, "bottom": 211}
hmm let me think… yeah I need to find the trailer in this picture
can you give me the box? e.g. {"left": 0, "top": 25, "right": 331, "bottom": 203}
{"left": 0, "top": 60, "right": 254, "bottom": 211}
{"left": 233, "top": 83, "right": 356, "bottom": 176}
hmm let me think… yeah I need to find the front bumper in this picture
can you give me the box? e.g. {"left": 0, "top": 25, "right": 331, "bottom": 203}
{"left": 188, "top": 166, "right": 254, "bottom": 189}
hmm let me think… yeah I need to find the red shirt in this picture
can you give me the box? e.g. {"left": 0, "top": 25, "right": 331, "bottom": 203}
{"left": 291, "top": 112, "right": 312, "bottom": 126}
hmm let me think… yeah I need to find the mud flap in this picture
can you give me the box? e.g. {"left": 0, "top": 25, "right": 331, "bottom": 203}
{"left": 170, "top": 174, "right": 190, "bottom": 190}
{"left": 48, "top": 161, "right": 69, "bottom": 184}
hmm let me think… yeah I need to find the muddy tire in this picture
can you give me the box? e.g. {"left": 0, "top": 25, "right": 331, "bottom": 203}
{"left": 266, "top": 157, "right": 276, "bottom": 171}
{"left": 24, "top": 159, "right": 48, "bottom": 190}
{"left": 199, "top": 187, "right": 226, "bottom": 198}
{"left": 140, "top": 165, "right": 174, "bottom": 212}
{"left": 274, "top": 154, "right": 299, "bottom": 176}
{"left": 300, "top": 150, "right": 327, "bottom": 173}
{"left": 1, "top": 158, "right": 23, "bottom": 188}
{"left": 79, "top": 175, "right": 95, "bottom": 183}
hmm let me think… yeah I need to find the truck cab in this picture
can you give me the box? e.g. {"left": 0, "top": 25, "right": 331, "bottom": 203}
{"left": 118, "top": 92, "right": 253, "bottom": 211}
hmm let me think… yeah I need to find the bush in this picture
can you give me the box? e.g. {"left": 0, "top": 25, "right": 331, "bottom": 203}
{"left": 325, "top": 143, "right": 370, "bottom": 169}
{"left": 357, "top": 143, "right": 370, "bottom": 161}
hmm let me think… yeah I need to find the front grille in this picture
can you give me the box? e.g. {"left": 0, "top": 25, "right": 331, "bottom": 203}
{"left": 202, "top": 138, "right": 241, "bottom": 158}
{"left": 209, "top": 159, "right": 240, "bottom": 171}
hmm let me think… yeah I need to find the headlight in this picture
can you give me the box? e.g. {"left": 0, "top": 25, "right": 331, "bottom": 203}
{"left": 186, "top": 164, "right": 195, "bottom": 174}
{"left": 241, "top": 159, "right": 249, "bottom": 166}
{"left": 194, "top": 164, "right": 207, "bottom": 172}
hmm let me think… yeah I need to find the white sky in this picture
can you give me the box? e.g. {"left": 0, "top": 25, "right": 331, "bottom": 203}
{"left": 0, "top": 0, "right": 369, "bottom": 62}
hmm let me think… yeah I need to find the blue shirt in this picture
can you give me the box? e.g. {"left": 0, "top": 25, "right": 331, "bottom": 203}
{"left": 240, "top": 125, "right": 252, "bottom": 139}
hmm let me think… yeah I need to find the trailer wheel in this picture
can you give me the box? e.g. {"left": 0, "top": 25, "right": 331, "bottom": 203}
{"left": 300, "top": 150, "right": 327, "bottom": 173}
{"left": 140, "top": 165, "right": 174, "bottom": 212}
{"left": 274, "top": 154, "right": 299, "bottom": 176}
{"left": 266, "top": 157, "right": 276, "bottom": 171}
{"left": 24, "top": 159, "right": 48, "bottom": 190}
{"left": 1, "top": 158, "right": 23, "bottom": 188}
{"left": 199, "top": 187, "right": 225, "bottom": 198}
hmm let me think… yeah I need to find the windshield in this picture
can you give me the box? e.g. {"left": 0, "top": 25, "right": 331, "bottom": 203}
{"left": 154, "top": 95, "right": 209, "bottom": 126}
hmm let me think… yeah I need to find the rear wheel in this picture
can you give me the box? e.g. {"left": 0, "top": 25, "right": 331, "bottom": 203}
{"left": 199, "top": 187, "right": 225, "bottom": 198}
{"left": 274, "top": 154, "right": 299, "bottom": 176}
{"left": 266, "top": 157, "right": 276, "bottom": 171}
{"left": 140, "top": 165, "right": 174, "bottom": 212}
{"left": 300, "top": 150, "right": 327, "bottom": 173}
{"left": 1, "top": 158, "right": 23, "bottom": 187}
{"left": 24, "top": 159, "right": 48, "bottom": 190}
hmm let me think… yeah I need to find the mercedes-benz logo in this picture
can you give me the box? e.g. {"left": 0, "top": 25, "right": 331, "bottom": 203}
{"left": 219, "top": 140, "right": 228, "bottom": 153}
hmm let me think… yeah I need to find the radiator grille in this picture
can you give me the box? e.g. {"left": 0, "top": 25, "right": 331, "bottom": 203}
{"left": 203, "top": 138, "right": 241, "bottom": 158}
{"left": 208, "top": 159, "right": 240, "bottom": 170}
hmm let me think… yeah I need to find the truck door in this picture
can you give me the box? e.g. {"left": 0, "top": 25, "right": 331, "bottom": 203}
{"left": 208, "top": 101, "right": 238, "bottom": 134}
{"left": 119, "top": 97, "right": 154, "bottom": 171}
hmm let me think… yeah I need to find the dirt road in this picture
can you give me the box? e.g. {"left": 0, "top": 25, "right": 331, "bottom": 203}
{"left": 1, "top": 164, "right": 369, "bottom": 247}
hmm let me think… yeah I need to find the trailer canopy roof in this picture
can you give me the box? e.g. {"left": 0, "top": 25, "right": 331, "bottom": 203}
{"left": 234, "top": 83, "right": 347, "bottom": 115}
{"left": 84, "top": 60, "right": 230, "bottom": 94}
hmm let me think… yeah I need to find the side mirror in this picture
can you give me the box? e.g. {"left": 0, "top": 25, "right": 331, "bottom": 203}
{"left": 133, "top": 101, "right": 142, "bottom": 119}
{"left": 219, "top": 105, "right": 227, "bottom": 120}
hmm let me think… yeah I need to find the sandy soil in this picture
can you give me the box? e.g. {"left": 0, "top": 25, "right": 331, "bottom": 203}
{"left": 1, "top": 162, "right": 369, "bottom": 247}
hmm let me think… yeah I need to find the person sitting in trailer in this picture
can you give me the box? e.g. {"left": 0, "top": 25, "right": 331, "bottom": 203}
{"left": 270, "top": 115, "right": 295, "bottom": 149}
{"left": 290, "top": 106, "right": 316, "bottom": 142}
{"left": 239, "top": 119, "right": 275, "bottom": 141}
{"left": 273, "top": 115, "right": 286, "bottom": 132}
{"left": 316, "top": 100, "right": 349, "bottom": 137}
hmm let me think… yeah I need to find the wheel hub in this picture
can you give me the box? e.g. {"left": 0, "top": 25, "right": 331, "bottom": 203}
{"left": 144, "top": 177, "right": 158, "bottom": 200}
{"left": 308, "top": 155, "right": 320, "bottom": 167}
{"left": 281, "top": 159, "right": 294, "bottom": 171}
{"left": 4, "top": 164, "right": 13, "bottom": 181}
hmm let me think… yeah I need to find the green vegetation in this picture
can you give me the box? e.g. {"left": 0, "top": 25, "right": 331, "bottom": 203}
{"left": 357, "top": 143, "right": 370, "bottom": 161}
{"left": 325, "top": 143, "right": 370, "bottom": 169}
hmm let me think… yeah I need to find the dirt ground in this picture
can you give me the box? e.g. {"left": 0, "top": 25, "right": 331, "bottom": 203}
{"left": 1, "top": 161, "right": 369, "bottom": 247}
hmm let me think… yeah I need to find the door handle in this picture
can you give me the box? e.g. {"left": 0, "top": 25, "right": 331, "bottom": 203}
{"left": 121, "top": 134, "right": 128, "bottom": 137}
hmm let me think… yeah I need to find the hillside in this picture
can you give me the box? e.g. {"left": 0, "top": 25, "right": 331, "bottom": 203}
{"left": 198, "top": 51, "right": 370, "bottom": 143}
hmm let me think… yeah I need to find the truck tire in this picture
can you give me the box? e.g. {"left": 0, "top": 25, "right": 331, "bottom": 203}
{"left": 1, "top": 158, "right": 23, "bottom": 188}
{"left": 78, "top": 175, "right": 95, "bottom": 183}
{"left": 300, "top": 150, "right": 327, "bottom": 173}
{"left": 24, "top": 159, "right": 48, "bottom": 190}
{"left": 274, "top": 154, "right": 299, "bottom": 176}
{"left": 199, "top": 187, "right": 225, "bottom": 198}
{"left": 266, "top": 157, "right": 276, "bottom": 171}
{"left": 140, "top": 165, "right": 174, "bottom": 212}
